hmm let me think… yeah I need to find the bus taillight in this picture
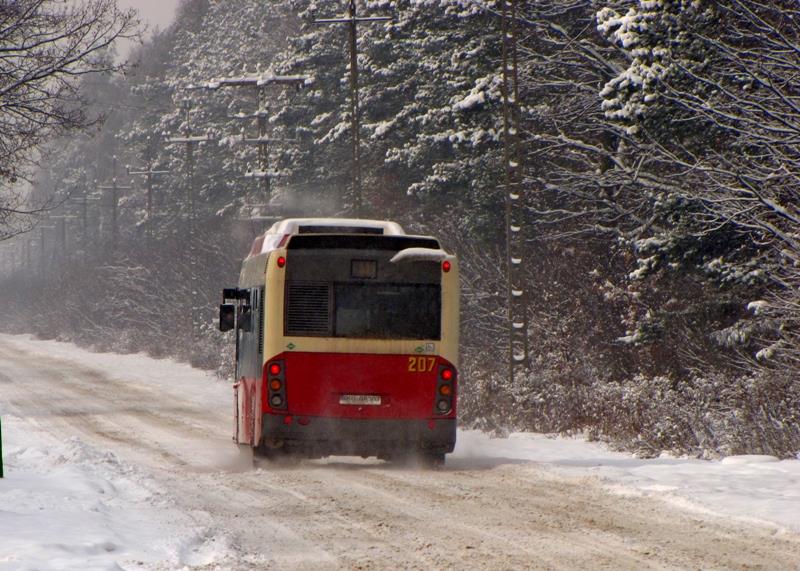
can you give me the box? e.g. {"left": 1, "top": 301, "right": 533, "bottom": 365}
{"left": 265, "top": 360, "right": 287, "bottom": 411}
{"left": 442, "top": 260, "right": 451, "bottom": 273}
{"left": 434, "top": 364, "right": 456, "bottom": 415}
{"left": 277, "top": 256, "right": 286, "bottom": 268}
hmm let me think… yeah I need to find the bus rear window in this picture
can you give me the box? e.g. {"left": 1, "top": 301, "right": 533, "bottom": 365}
{"left": 334, "top": 283, "right": 441, "bottom": 340}
{"left": 284, "top": 281, "right": 441, "bottom": 340}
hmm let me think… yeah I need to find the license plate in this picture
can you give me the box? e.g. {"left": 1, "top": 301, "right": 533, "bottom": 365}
{"left": 339, "top": 394, "right": 381, "bottom": 406}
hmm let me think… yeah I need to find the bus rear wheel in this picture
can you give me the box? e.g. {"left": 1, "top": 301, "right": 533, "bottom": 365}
{"left": 421, "top": 452, "right": 445, "bottom": 468}
{"left": 389, "top": 450, "right": 445, "bottom": 469}
{"left": 255, "top": 440, "right": 300, "bottom": 464}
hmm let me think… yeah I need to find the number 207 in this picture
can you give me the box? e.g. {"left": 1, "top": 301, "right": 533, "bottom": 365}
{"left": 408, "top": 356, "right": 436, "bottom": 372}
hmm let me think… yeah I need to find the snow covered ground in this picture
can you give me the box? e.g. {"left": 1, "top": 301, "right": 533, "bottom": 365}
{"left": 456, "top": 431, "right": 800, "bottom": 534}
{"left": 0, "top": 334, "right": 798, "bottom": 569}
{"left": 0, "top": 422, "right": 233, "bottom": 571}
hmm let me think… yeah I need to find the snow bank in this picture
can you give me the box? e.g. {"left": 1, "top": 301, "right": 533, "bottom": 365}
{"left": 0, "top": 416, "right": 236, "bottom": 570}
{"left": 452, "top": 431, "right": 800, "bottom": 533}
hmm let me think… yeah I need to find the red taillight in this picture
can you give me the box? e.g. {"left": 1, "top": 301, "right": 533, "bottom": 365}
{"left": 442, "top": 260, "right": 451, "bottom": 273}
{"left": 435, "top": 365, "right": 455, "bottom": 415}
{"left": 267, "top": 359, "right": 287, "bottom": 411}
{"left": 277, "top": 256, "right": 286, "bottom": 268}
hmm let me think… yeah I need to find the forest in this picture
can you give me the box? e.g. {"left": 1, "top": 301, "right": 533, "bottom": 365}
{"left": 1, "top": 0, "right": 798, "bottom": 458}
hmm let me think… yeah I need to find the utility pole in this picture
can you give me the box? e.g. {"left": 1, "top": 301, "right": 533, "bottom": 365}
{"left": 14, "top": 240, "right": 21, "bottom": 273}
{"left": 97, "top": 156, "right": 132, "bottom": 252}
{"left": 315, "top": 0, "right": 391, "bottom": 215}
{"left": 70, "top": 191, "right": 101, "bottom": 258}
{"left": 126, "top": 163, "right": 170, "bottom": 237}
{"left": 191, "top": 73, "right": 306, "bottom": 206}
{"left": 239, "top": 87, "right": 292, "bottom": 202}
{"left": 0, "top": 247, "right": 12, "bottom": 276}
{"left": 67, "top": 174, "right": 99, "bottom": 257}
{"left": 501, "top": 0, "right": 527, "bottom": 386}
{"left": 25, "top": 237, "right": 35, "bottom": 277}
{"left": 49, "top": 215, "right": 77, "bottom": 260}
{"left": 166, "top": 99, "right": 213, "bottom": 353}
{"left": 19, "top": 239, "right": 26, "bottom": 275}
{"left": 7, "top": 245, "right": 17, "bottom": 274}
{"left": 38, "top": 225, "right": 55, "bottom": 276}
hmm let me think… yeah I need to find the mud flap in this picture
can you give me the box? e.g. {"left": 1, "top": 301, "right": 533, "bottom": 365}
{"left": 232, "top": 381, "right": 241, "bottom": 443}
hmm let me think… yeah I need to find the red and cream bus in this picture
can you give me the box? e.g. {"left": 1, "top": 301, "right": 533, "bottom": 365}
{"left": 219, "top": 218, "right": 459, "bottom": 464}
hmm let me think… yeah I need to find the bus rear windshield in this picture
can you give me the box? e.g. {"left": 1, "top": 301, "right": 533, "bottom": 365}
{"left": 335, "top": 283, "right": 441, "bottom": 340}
{"left": 285, "top": 281, "right": 441, "bottom": 340}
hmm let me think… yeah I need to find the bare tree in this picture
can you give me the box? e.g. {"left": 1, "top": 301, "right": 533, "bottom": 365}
{"left": 0, "top": 0, "right": 140, "bottom": 238}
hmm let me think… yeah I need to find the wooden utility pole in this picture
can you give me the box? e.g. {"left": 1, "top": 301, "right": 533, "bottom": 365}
{"left": 22, "top": 239, "right": 29, "bottom": 274}
{"left": 66, "top": 174, "right": 99, "bottom": 257}
{"left": 315, "top": 0, "right": 391, "bottom": 215}
{"left": 97, "top": 156, "right": 132, "bottom": 252}
{"left": 49, "top": 215, "right": 77, "bottom": 260}
{"left": 167, "top": 100, "right": 213, "bottom": 351}
{"left": 127, "top": 163, "right": 170, "bottom": 237}
{"left": 0, "top": 247, "right": 12, "bottom": 276}
{"left": 38, "top": 225, "right": 55, "bottom": 275}
{"left": 192, "top": 73, "right": 306, "bottom": 205}
{"left": 70, "top": 192, "right": 101, "bottom": 257}
{"left": 25, "top": 237, "right": 36, "bottom": 276}
{"left": 16, "top": 240, "right": 24, "bottom": 274}
{"left": 5, "top": 245, "right": 17, "bottom": 274}
{"left": 501, "top": 0, "right": 527, "bottom": 385}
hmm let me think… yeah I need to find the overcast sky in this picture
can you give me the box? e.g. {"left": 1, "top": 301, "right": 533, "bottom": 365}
{"left": 115, "top": 0, "right": 181, "bottom": 58}
{"left": 119, "top": 0, "right": 181, "bottom": 31}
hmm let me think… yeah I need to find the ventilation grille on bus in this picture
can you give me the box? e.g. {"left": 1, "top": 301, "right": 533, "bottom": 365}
{"left": 286, "top": 282, "right": 331, "bottom": 336}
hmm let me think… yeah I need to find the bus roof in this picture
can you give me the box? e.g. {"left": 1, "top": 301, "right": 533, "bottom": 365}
{"left": 248, "top": 218, "right": 410, "bottom": 258}
{"left": 267, "top": 218, "right": 405, "bottom": 236}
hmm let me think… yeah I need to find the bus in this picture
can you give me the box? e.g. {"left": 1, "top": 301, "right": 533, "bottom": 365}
{"left": 219, "top": 218, "right": 459, "bottom": 464}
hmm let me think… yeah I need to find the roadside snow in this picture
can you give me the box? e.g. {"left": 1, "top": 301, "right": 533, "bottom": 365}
{"left": 453, "top": 431, "right": 800, "bottom": 533}
{"left": 0, "top": 415, "right": 236, "bottom": 570}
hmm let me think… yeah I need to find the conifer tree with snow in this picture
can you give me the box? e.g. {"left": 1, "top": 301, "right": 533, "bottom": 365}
{"left": 596, "top": 0, "right": 800, "bottom": 369}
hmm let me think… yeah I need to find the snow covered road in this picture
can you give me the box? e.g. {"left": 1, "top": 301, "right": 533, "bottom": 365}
{"left": 1, "top": 334, "right": 799, "bottom": 570}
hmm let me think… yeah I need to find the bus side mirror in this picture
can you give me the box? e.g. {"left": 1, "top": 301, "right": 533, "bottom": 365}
{"left": 219, "top": 304, "right": 235, "bottom": 332}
